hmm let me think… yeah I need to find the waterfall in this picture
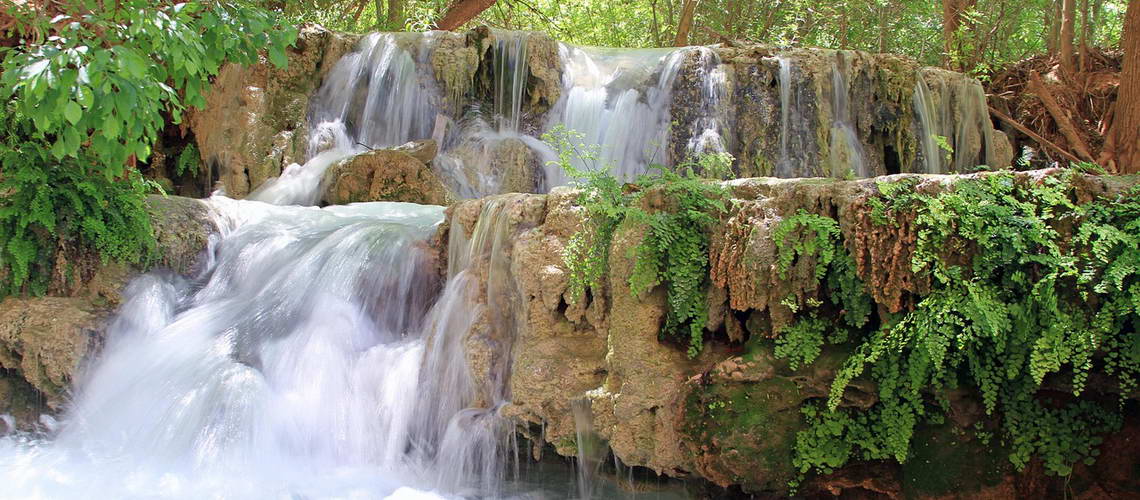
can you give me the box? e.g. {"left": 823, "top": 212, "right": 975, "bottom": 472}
{"left": 251, "top": 33, "right": 444, "bottom": 206}
{"left": 913, "top": 73, "right": 945, "bottom": 174}
{"left": 683, "top": 47, "right": 730, "bottom": 159}
{"left": 542, "top": 45, "right": 688, "bottom": 186}
{"left": 776, "top": 56, "right": 794, "bottom": 177}
{"left": 828, "top": 58, "right": 867, "bottom": 178}
{"left": 492, "top": 32, "right": 530, "bottom": 133}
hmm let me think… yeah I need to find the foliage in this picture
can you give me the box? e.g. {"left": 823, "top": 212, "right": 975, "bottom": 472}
{"left": 771, "top": 211, "right": 872, "bottom": 369}
{"left": 264, "top": 0, "right": 1126, "bottom": 76}
{"left": 776, "top": 172, "right": 1140, "bottom": 485}
{"left": 0, "top": 109, "right": 156, "bottom": 294}
{"left": 176, "top": 143, "right": 202, "bottom": 177}
{"left": 545, "top": 126, "right": 730, "bottom": 356}
{"left": 0, "top": 1, "right": 296, "bottom": 294}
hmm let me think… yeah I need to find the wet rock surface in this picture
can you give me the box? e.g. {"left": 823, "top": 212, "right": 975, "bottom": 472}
{"left": 321, "top": 149, "right": 450, "bottom": 205}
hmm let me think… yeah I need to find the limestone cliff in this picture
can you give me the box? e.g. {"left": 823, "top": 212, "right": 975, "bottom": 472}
{"left": 444, "top": 170, "right": 1140, "bottom": 497}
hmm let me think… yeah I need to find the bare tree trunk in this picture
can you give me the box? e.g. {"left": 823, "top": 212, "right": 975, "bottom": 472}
{"left": 1060, "top": 0, "right": 1076, "bottom": 75}
{"left": 435, "top": 0, "right": 497, "bottom": 31}
{"left": 650, "top": 0, "right": 662, "bottom": 46}
{"left": 1104, "top": 0, "right": 1139, "bottom": 173}
{"left": 1047, "top": 0, "right": 1061, "bottom": 56}
{"left": 1079, "top": 0, "right": 1090, "bottom": 71}
{"left": 388, "top": 0, "right": 403, "bottom": 25}
{"left": 674, "top": 0, "right": 700, "bottom": 46}
{"left": 839, "top": 1, "right": 849, "bottom": 49}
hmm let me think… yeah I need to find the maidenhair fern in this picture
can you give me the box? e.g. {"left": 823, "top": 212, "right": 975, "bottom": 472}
{"left": 780, "top": 172, "right": 1140, "bottom": 484}
{"left": 545, "top": 126, "right": 730, "bottom": 357}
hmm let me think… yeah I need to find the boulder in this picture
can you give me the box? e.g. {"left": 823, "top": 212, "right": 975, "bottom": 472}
{"left": 394, "top": 139, "right": 440, "bottom": 164}
{"left": 322, "top": 149, "right": 450, "bottom": 206}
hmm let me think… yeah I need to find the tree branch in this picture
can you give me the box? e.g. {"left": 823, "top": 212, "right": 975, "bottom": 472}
{"left": 435, "top": 0, "right": 497, "bottom": 31}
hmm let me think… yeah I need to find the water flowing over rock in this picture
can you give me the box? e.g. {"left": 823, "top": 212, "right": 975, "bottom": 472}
{"left": 190, "top": 25, "right": 358, "bottom": 198}
{"left": 0, "top": 195, "right": 216, "bottom": 425}
{"left": 199, "top": 27, "right": 1006, "bottom": 202}
{"left": 2, "top": 24, "right": 1086, "bottom": 500}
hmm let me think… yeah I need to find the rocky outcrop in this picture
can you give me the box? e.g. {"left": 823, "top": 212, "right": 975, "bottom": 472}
{"left": 189, "top": 25, "right": 358, "bottom": 198}
{"left": 321, "top": 149, "right": 450, "bottom": 205}
{"left": 443, "top": 170, "right": 1140, "bottom": 497}
{"left": 0, "top": 195, "right": 217, "bottom": 426}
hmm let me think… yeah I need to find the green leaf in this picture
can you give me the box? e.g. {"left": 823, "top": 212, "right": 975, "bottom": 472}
{"left": 63, "top": 100, "right": 83, "bottom": 125}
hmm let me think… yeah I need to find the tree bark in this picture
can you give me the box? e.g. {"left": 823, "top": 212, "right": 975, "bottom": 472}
{"left": 1079, "top": 0, "right": 1090, "bottom": 72}
{"left": 435, "top": 0, "right": 497, "bottom": 31}
{"left": 1047, "top": 0, "right": 1061, "bottom": 56}
{"left": 1060, "top": 0, "right": 1077, "bottom": 75}
{"left": 942, "top": 0, "right": 977, "bottom": 70}
{"left": 388, "top": 0, "right": 403, "bottom": 25}
{"left": 1105, "top": 0, "right": 1139, "bottom": 173}
{"left": 673, "top": 0, "right": 700, "bottom": 46}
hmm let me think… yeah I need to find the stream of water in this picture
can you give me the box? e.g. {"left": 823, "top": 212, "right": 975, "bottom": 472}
{"left": 0, "top": 30, "right": 702, "bottom": 500}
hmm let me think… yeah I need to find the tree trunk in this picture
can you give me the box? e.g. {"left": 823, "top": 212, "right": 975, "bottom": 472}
{"left": 388, "top": 0, "right": 403, "bottom": 25}
{"left": 435, "top": 0, "right": 497, "bottom": 31}
{"left": 375, "top": 0, "right": 384, "bottom": 27}
{"left": 1060, "top": 0, "right": 1076, "bottom": 75}
{"left": 1105, "top": 0, "right": 1139, "bottom": 173}
{"left": 942, "top": 0, "right": 976, "bottom": 70}
{"left": 674, "top": 0, "right": 700, "bottom": 46}
{"left": 1047, "top": 0, "right": 1061, "bottom": 55}
{"left": 839, "top": 2, "right": 849, "bottom": 49}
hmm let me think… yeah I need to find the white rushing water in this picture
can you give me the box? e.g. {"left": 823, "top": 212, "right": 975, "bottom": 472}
{"left": 542, "top": 45, "right": 688, "bottom": 186}
{"left": 776, "top": 56, "right": 795, "bottom": 177}
{"left": 913, "top": 73, "right": 945, "bottom": 174}
{"left": 0, "top": 32, "right": 530, "bottom": 500}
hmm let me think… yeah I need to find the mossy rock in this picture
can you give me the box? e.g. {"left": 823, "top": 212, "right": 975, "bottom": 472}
{"left": 902, "top": 421, "right": 1012, "bottom": 498}
{"left": 681, "top": 373, "right": 804, "bottom": 493}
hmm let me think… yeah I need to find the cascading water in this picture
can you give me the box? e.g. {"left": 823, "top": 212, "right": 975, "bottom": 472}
{"left": 0, "top": 31, "right": 542, "bottom": 500}
{"left": 542, "top": 45, "right": 687, "bottom": 186}
{"left": 828, "top": 58, "right": 867, "bottom": 178}
{"left": 913, "top": 73, "right": 945, "bottom": 174}
{"left": 683, "top": 48, "right": 731, "bottom": 158}
{"left": 492, "top": 32, "right": 530, "bottom": 133}
{"left": 250, "top": 32, "right": 444, "bottom": 206}
{"left": 776, "top": 56, "right": 795, "bottom": 177}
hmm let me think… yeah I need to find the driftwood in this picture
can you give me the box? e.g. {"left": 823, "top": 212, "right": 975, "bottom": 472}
{"left": 1028, "top": 70, "right": 1095, "bottom": 162}
{"left": 989, "top": 106, "right": 1083, "bottom": 164}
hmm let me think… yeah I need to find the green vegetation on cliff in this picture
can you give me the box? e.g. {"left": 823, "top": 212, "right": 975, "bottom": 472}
{"left": 0, "top": 1, "right": 295, "bottom": 295}
{"left": 770, "top": 171, "right": 1140, "bottom": 487}
{"left": 547, "top": 127, "right": 731, "bottom": 356}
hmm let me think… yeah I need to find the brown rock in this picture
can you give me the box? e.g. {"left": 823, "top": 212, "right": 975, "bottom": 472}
{"left": 189, "top": 25, "right": 358, "bottom": 198}
{"left": 321, "top": 149, "right": 450, "bottom": 206}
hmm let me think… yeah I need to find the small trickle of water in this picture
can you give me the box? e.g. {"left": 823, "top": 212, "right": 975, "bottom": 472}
{"left": 913, "top": 73, "right": 944, "bottom": 174}
{"left": 776, "top": 56, "right": 794, "bottom": 177}
{"left": 492, "top": 32, "right": 530, "bottom": 133}
{"left": 571, "top": 398, "right": 608, "bottom": 500}
{"left": 828, "top": 59, "right": 866, "bottom": 178}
